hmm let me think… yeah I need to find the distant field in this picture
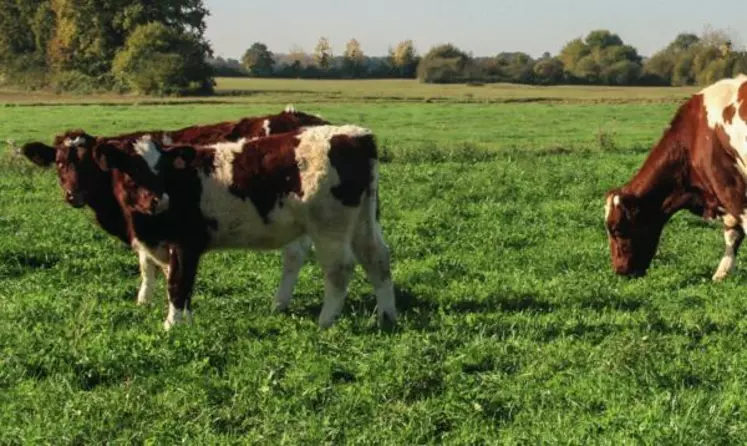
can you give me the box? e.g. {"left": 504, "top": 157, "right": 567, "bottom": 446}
{"left": 0, "top": 77, "right": 699, "bottom": 105}
{"left": 5, "top": 85, "right": 747, "bottom": 444}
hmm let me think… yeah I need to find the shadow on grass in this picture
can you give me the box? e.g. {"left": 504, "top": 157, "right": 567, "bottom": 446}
{"left": 0, "top": 250, "right": 60, "bottom": 278}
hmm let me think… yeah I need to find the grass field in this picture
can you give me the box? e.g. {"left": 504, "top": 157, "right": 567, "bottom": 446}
{"left": 2, "top": 82, "right": 746, "bottom": 444}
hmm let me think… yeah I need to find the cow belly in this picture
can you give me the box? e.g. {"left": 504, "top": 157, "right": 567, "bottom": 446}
{"left": 203, "top": 197, "right": 305, "bottom": 250}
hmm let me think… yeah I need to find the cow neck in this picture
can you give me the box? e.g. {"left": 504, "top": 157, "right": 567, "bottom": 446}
{"left": 624, "top": 133, "right": 694, "bottom": 221}
{"left": 85, "top": 167, "right": 130, "bottom": 244}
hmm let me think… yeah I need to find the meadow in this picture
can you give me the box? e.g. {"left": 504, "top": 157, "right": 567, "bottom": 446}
{"left": 2, "top": 79, "right": 746, "bottom": 444}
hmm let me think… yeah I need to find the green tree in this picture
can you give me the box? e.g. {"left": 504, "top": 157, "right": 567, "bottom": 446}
{"left": 559, "top": 30, "right": 642, "bottom": 84}
{"left": 533, "top": 58, "right": 564, "bottom": 84}
{"left": 417, "top": 44, "right": 470, "bottom": 83}
{"left": 241, "top": 42, "right": 275, "bottom": 77}
{"left": 112, "top": 22, "right": 213, "bottom": 95}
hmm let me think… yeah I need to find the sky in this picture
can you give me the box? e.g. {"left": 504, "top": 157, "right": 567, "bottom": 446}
{"left": 204, "top": 0, "right": 745, "bottom": 59}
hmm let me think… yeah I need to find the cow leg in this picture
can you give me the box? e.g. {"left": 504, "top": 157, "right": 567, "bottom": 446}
{"left": 312, "top": 235, "right": 355, "bottom": 329}
{"left": 351, "top": 197, "right": 397, "bottom": 326}
{"left": 713, "top": 216, "right": 744, "bottom": 281}
{"left": 136, "top": 248, "right": 157, "bottom": 305}
{"left": 274, "top": 235, "right": 312, "bottom": 311}
{"left": 164, "top": 246, "right": 200, "bottom": 330}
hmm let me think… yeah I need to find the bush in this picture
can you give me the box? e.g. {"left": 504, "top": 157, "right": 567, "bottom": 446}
{"left": 112, "top": 22, "right": 214, "bottom": 96}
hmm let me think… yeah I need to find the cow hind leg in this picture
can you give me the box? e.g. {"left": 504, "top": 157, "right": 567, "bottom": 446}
{"left": 164, "top": 247, "right": 200, "bottom": 330}
{"left": 311, "top": 233, "right": 355, "bottom": 329}
{"left": 713, "top": 221, "right": 744, "bottom": 281}
{"left": 351, "top": 195, "right": 397, "bottom": 326}
{"left": 274, "top": 235, "right": 312, "bottom": 311}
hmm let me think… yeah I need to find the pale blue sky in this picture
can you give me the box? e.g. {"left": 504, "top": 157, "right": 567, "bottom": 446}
{"left": 204, "top": 0, "right": 744, "bottom": 59}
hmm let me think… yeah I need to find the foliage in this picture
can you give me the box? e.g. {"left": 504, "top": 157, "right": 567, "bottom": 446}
{"left": 559, "top": 30, "right": 643, "bottom": 85}
{"left": 0, "top": 0, "right": 212, "bottom": 93}
{"left": 313, "top": 37, "right": 333, "bottom": 70}
{"left": 417, "top": 44, "right": 471, "bottom": 83}
{"left": 241, "top": 42, "right": 275, "bottom": 77}
{"left": 112, "top": 22, "right": 213, "bottom": 95}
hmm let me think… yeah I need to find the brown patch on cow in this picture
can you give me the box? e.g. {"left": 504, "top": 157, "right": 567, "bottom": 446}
{"left": 227, "top": 135, "right": 303, "bottom": 222}
{"left": 738, "top": 81, "right": 747, "bottom": 122}
{"left": 723, "top": 104, "right": 736, "bottom": 125}
{"left": 328, "top": 133, "right": 378, "bottom": 207}
{"left": 169, "top": 122, "right": 238, "bottom": 144}
{"left": 229, "top": 110, "right": 330, "bottom": 141}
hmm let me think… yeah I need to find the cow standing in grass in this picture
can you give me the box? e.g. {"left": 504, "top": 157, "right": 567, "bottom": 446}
{"left": 20, "top": 106, "right": 328, "bottom": 306}
{"left": 92, "top": 125, "right": 397, "bottom": 329}
{"left": 605, "top": 74, "right": 747, "bottom": 278}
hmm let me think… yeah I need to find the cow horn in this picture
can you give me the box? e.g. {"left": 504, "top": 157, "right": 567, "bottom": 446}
{"left": 285, "top": 104, "right": 296, "bottom": 113}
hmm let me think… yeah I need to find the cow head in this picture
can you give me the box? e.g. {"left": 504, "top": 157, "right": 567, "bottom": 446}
{"left": 604, "top": 189, "right": 667, "bottom": 277}
{"left": 22, "top": 131, "right": 99, "bottom": 208}
{"left": 92, "top": 137, "right": 170, "bottom": 215}
{"left": 281, "top": 105, "right": 330, "bottom": 127}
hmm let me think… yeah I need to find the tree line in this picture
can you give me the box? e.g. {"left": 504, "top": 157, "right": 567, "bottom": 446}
{"left": 1, "top": 1, "right": 745, "bottom": 95}
{"left": 0, "top": 0, "right": 213, "bottom": 95}
{"left": 236, "top": 28, "right": 747, "bottom": 86}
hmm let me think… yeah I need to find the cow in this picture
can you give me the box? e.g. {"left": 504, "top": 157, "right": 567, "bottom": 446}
{"left": 91, "top": 125, "right": 397, "bottom": 330}
{"left": 605, "top": 74, "right": 747, "bottom": 279}
{"left": 20, "top": 106, "right": 329, "bottom": 305}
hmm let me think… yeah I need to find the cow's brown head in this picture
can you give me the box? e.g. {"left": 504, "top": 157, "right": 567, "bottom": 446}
{"left": 92, "top": 137, "right": 171, "bottom": 215}
{"left": 604, "top": 189, "right": 667, "bottom": 277}
{"left": 22, "top": 131, "right": 99, "bottom": 208}
{"left": 281, "top": 104, "right": 330, "bottom": 127}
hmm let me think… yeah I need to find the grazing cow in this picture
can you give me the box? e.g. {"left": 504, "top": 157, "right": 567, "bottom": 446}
{"left": 605, "top": 74, "right": 747, "bottom": 278}
{"left": 20, "top": 106, "right": 328, "bottom": 305}
{"left": 92, "top": 125, "right": 397, "bottom": 330}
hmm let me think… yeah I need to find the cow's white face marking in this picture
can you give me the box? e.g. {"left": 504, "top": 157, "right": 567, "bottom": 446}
{"left": 134, "top": 136, "right": 162, "bottom": 174}
{"left": 263, "top": 119, "right": 271, "bottom": 137}
{"left": 63, "top": 136, "right": 85, "bottom": 148}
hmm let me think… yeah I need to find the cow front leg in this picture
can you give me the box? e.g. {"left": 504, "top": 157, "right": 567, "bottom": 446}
{"left": 713, "top": 218, "right": 744, "bottom": 281}
{"left": 164, "top": 246, "right": 201, "bottom": 330}
{"left": 136, "top": 248, "right": 157, "bottom": 305}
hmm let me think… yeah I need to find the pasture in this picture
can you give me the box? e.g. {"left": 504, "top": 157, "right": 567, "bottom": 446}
{"left": 1, "top": 80, "right": 745, "bottom": 444}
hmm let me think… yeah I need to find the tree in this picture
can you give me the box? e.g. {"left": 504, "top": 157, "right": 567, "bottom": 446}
{"left": 417, "top": 44, "right": 470, "bottom": 83}
{"left": 533, "top": 58, "right": 564, "bottom": 84}
{"left": 241, "top": 42, "right": 275, "bottom": 77}
{"left": 343, "top": 38, "right": 365, "bottom": 77}
{"left": 559, "top": 30, "right": 642, "bottom": 84}
{"left": 390, "top": 39, "right": 419, "bottom": 77}
{"left": 112, "top": 22, "right": 213, "bottom": 95}
{"left": 314, "top": 36, "right": 332, "bottom": 70}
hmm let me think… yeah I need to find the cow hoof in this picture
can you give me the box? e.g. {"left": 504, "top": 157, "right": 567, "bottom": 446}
{"left": 712, "top": 271, "right": 729, "bottom": 282}
{"left": 273, "top": 297, "right": 291, "bottom": 313}
{"left": 378, "top": 308, "right": 398, "bottom": 331}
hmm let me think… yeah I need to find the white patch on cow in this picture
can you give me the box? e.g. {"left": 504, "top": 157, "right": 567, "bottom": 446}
{"left": 701, "top": 75, "right": 747, "bottom": 170}
{"left": 63, "top": 136, "right": 85, "bottom": 148}
{"left": 263, "top": 119, "right": 271, "bottom": 137}
{"left": 613, "top": 195, "right": 620, "bottom": 207}
{"left": 604, "top": 195, "right": 613, "bottom": 220}
{"left": 133, "top": 136, "right": 162, "bottom": 174}
{"left": 161, "top": 134, "right": 173, "bottom": 145}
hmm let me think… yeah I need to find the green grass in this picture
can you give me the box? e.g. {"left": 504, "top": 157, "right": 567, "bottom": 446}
{"left": 1, "top": 89, "right": 745, "bottom": 444}
{"left": 1, "top": 77, "right": 698, "bottom": 105}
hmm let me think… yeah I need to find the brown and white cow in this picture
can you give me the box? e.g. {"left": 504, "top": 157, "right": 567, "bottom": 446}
{"left": 92, "top": 125, "right": 397, "bottom": 330}
{"left": 21, "top": 106, "right": 329, "bottom": 305}
{"left": 605, "top": 74, "right": 747, "bottom": 278}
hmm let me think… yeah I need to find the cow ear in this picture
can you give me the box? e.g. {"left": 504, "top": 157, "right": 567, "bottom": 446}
{"left": 92, "top": 142, "right": 127, "bottom": 172}
{"left": 164, "top": 146, "right": 196, "bottom": 169}
{"left": 21, "top": 142, "right": 56, "bottom": 167}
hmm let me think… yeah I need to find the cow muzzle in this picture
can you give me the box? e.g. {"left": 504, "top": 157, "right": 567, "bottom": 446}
{"left": 151, "top": 193, "right": 170, "bottom": 214}
{"left": 65, "top": 190, "right": 85, "bottom": 208}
